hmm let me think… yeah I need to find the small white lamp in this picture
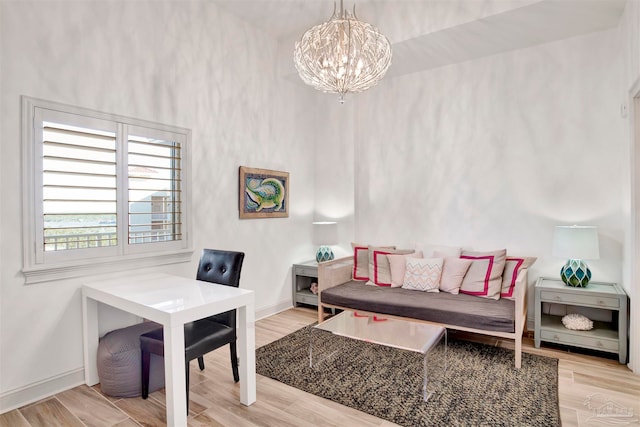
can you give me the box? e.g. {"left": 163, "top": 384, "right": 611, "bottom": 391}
{"left": 552, "top": 225, "right": 600, "bottom": 287}
{"left": 312, "top": 221, "right": 338, "bottom": 263}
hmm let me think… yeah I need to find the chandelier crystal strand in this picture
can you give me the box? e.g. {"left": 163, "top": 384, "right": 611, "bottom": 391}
{"left": 294, "top": 0, "right": 392, "bottom": 103}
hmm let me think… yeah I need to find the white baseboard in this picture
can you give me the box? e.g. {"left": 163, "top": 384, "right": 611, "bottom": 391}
{"left": 527, "top": 317, "right": 534, "bottom": 333}
{"left": 0, "top": 368, "right": 84, "bottom": 414}
{"left": 255, "top": 299, "right": 293, "bottom": 321}
{"left": 1, "top": 301, "right": 294, "bottom": 415}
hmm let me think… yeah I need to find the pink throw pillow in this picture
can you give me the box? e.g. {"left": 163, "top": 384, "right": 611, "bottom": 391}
{"left": 387, "top": 251, "right": 424, "bottom": 287}
{"left": 351, "top": 243, "right": 370, "bottom": 281}
{"left": 459, "top": 249, "right": 507, "bottom": 300}
{"left": 367, "top": 247, "right": 413, "bottom": 286}
{"left": 351, "top": 243, "right": 395, "bottom": 281}
{"left": 501, "top": 256, "right": 537, "bottom": 299}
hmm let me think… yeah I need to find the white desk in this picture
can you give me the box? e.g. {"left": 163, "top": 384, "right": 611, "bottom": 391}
{"left": 82, "top": 273, "right": 256, "bottom": 427}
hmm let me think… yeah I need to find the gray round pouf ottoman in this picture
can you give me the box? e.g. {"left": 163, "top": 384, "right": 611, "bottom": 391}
{"left": 97, "top": 322, "right": 166, "bottom": 397}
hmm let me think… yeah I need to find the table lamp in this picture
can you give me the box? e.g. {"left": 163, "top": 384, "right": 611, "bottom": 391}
{"left": 552, "top": 225, "right": 600, "bottom": 287}
{"left": 312, "top": 221, "right": 338, "bottom": 262}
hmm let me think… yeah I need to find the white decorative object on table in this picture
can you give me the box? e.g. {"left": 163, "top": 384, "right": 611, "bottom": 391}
{"left": 561, "top": 313, "right": 594, "bottom": 331}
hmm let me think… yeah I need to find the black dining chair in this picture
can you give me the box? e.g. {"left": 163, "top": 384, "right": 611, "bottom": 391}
{"left": 140, "top": 249, "right": 245, "bottom": 412}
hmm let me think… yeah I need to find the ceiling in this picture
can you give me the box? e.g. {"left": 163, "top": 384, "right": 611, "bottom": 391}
{"left": 215, "top": 0, "right": 627, "bottom": 79}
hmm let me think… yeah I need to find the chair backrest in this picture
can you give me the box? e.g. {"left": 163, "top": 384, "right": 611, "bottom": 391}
{"left": 196, "top": 249, "right": 245, "bottom": 328}
{"left": 196, "top": 249, "right": 245, "bottom": 287}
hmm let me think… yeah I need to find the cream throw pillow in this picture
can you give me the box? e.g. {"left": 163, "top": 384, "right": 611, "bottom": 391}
{"left": 437, "top": 255, "right": 473, "bottom": 294}
{"left": 402, "top": 257, "right": 443, "bottom": 292}
{"left": 387, "top": 251, "right": 424, "bottom": 287}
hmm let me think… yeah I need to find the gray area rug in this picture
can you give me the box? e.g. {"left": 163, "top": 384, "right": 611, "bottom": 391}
{"left": 256, "top": 326, "right": 560, "bottom": 426}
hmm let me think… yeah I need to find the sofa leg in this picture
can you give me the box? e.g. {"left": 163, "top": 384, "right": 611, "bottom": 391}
{"left": 515, "top": 338, "right": 522, "bottom": 369}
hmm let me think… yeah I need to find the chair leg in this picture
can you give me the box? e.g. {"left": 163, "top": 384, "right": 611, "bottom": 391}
{"left": 197, "top": 356, "right": 205, "bottom": 371}
{"left": 230, "top": 342, "right": 239, "bottom": 383}
{"left": 141, "top": 350, "right": 150, "bottom": 399}
{"left": 185, "top": 361, "right": 190, "bottom": 414}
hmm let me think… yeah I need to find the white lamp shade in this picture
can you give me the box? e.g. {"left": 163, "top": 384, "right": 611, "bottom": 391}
{"left": 552, "top": 225, "right": 600, "bottom": 260}
{"left": 312, "top": 221, "right": 338, "bottom": 246}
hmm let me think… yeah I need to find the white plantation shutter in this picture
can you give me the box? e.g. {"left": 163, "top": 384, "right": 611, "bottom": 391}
{"left": 41, "top": 121, "right": 118, "bottom": 252}
{"left": 23, "top": 97, "right": 191, "bottom": 282}
{"left": 127, "top": 127, "right": 183, "bottom": 246}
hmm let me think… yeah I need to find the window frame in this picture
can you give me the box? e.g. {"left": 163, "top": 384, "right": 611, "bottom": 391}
{"left": 22, "top": 96, "right": 192, "bottom": 284}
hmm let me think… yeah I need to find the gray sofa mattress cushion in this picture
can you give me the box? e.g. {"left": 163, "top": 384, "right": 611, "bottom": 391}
{"left": 321, "top": 281, "right": 516, "bottom": 333}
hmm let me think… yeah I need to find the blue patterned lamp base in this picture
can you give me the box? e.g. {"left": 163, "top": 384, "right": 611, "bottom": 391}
{"left": 316, "top": 246, "right": 334, "bottom": 263}
{"left": 560, "top": 259, "right": 592, "bottom": 287}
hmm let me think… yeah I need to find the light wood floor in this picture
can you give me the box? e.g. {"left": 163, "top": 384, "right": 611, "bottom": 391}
{"left": 1, "top": 307, "right": 639, "bottom": 427}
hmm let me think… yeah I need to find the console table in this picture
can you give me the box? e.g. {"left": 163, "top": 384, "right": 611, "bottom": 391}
{"left": 82, "top": 273, "right": 256, "bottom": 427}
{"left": 534, "top": 277, "right": 628, "bottom": 363}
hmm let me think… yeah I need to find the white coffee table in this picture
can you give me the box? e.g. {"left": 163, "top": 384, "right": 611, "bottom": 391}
{"left": 310, "top": 310, "right": 447, "bottom": 401}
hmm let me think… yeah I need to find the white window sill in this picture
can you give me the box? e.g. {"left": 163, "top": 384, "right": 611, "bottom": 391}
{"left": 22, "top": 249, "right": 194, "bottom": 284}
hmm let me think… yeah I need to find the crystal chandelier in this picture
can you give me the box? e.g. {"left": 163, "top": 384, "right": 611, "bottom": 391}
{"left": 293, "top": 0, "right": 392, "bottom": 103}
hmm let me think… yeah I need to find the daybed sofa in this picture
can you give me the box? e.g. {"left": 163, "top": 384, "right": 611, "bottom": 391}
{"left": 317, "top": 249, "right": 532, "bottom": 369}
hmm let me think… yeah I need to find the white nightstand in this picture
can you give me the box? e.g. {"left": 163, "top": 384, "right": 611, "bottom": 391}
{"left": 292, "top": 260, "right": 319, "bottom": 307}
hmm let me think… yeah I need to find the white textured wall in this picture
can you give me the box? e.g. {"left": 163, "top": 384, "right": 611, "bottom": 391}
{"left": 347, "top": 28, "right": 627, "bottom": 315}
{"left": 310, "top": 96, "right": 356, "bottom": 259}
{"left": 1, "top": 0, "right": 638, "bottom": 411}
{"left": 0, "top": 0, "right": 316, "bottom": 408}
{"left": 623, "top": 0, "right": 640, "bottom": 87}
{"left": 620, "top": 0, "right": 640, "bottom": 373}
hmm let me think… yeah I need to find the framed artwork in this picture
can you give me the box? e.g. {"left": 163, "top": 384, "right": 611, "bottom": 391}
{"left": 239, "top": 166, "right": 289, "bottom": 219}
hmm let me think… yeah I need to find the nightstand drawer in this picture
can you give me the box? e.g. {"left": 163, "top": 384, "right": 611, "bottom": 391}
{"left": 539, "top": 329, "right": 618, "bottom": 352}
{"left": 539, "top": 291, "right": 619, "bottom": 308}
{"left": 295, "top": 266, "right": 317, "bottom": 277}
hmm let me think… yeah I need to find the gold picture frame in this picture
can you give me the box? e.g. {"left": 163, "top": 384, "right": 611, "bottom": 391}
{"left": 239, "top": 166, "right": 289, "bottom": 219}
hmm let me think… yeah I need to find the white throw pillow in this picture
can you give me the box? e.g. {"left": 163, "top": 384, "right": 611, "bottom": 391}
{"left": 402, "top": 258, "right": 443, "bottom": 292}
{"left": 415, "top": 243, "right": 461, "bottom": 258}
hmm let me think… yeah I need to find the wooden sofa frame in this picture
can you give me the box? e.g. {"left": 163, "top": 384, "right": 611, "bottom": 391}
{"left": 317, "top": 256, "right": 528, "bottom": 369}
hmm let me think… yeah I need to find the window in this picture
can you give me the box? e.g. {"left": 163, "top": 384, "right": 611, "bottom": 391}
{"left": 127, "top": 130, "right": 182, "bottom": 245}
{"left": 150, "top": 195, "right": 170, "bottom": 231}
{"left": 22, "top": 97, "right": 192, "bottom": 283}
